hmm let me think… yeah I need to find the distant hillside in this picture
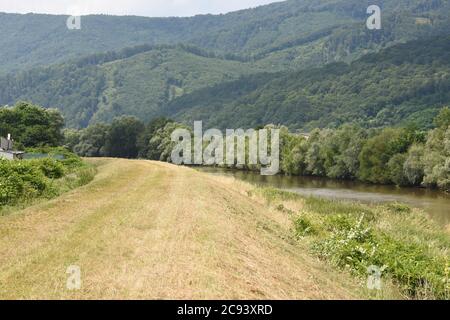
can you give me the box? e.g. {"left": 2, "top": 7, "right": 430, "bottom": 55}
{"left": 1, "top": 0, "right": 449, "bottom": 129}
{"left": 0, "top": 45, "right": 265, "bottom": 127}
{"left": 1, "top": 36, "right": 449, "bottom": 129}
{"left": 0, "top": 0, "right": 449, "bottom": 73}
{"left": 166, "top": 37, "right": 450, "bottom": 130}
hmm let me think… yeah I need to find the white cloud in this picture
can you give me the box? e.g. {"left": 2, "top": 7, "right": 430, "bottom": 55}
{"left": 0, "top": 0, "right": 283, "bottom": 17}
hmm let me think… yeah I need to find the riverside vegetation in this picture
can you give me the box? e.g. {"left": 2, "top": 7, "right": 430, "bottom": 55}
{"left": 254, "top": 188, "right": 449, "bottom": 299}
{"left": 62, "top": 105, "right": 450, "bottom": 192}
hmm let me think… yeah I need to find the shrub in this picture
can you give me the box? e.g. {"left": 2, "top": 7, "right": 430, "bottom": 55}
{"left": 258, "top": 187, "right": 449, "bottom": 298}
{"left": 36, "top": 158, "right": 65, "bottom": 179}
{"left": 0, "top": 149, "right": 91, "bottom": 208}
{"left": 0, "top": 159, "right": 48, "bottom": 205}
{"left": 0, "top": 173, "right": 24, "bottom": 205}
{"left": 313, "top": 216, "right": 449, "bottom": 299}
{"left": 76, "top": 166, "right": 96, "bottom": 187}
{"left": 294, "top": 216, "right": 317, "bottom": 237}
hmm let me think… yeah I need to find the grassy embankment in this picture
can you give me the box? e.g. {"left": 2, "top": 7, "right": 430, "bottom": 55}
{"left": 253, "top": 188, "right": 449, "bottom": 300}
{"left": 0, "top": 159, "right": 447, "bottom": 299}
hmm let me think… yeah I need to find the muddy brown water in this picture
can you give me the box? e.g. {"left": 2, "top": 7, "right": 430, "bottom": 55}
{"left": 196, "top": 167, "right": 450, "bottom": 226}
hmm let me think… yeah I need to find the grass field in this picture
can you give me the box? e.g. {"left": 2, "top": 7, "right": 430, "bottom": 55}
{"left": 0, "top": 159, "right": 369, "bottom": 299}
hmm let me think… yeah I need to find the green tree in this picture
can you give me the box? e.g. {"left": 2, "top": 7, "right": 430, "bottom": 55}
{"left": 137, "top": 118, "right": 173, "bottom": 158}
{"left": 423, "top": 117, "right": 450, "bottom": 191}
{"left": 433, "top": 106, "right": 450, "bottom": 129}
{"left": 0, "top": 102, "right": 64, "bottom": 147}
{"left": 358, "top": 128, "right": 413, "bottom": 184}
{"left": 105, "top": 116, "right": 144, "bottom": 159}
{"left": 280, "top": 128, "right": 307, "bottom": 175}
{"left": 388, "top": 153, "right": 409, "bottom": 186}
{"left": 74, "top": 123, "right": 110, "bottom": 157}
{"left": 147, "top": 122, "right": 190, "bottom": 161}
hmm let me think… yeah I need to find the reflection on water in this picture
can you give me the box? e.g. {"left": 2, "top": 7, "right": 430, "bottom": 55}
{"left": 196, "top": 167, "right": 450, "bottom": 226}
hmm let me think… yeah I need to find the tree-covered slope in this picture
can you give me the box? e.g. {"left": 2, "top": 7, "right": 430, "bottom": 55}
{"left": 166, "top": 36, "right": 450, "bottom": 130}
{"left": 0, "top": 0, "right": 449, "bottom": 73}
{"left": 1, "top": 36, "right": 449, "bottom": 130}
{"left": 1, "top": 1, "right": 449, "bottom": 129}
{"left": 0, "top": 45, "right": 265, "bottom": 128}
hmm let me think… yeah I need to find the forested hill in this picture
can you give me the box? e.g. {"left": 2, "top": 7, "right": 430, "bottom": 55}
{"left": 0, "top": 45, "right": 266, "bottom": 128}
{"left": 166, "top": 36, "right": 450, "bottom": 130}
{"left": 1, "top": 0, "right": 449, "bottom": 73}
{"left": 1, "top": 0, "right": 449, "bottom": 129}
{"left": 1, "top": 36, "right": 449, "bottom": 129}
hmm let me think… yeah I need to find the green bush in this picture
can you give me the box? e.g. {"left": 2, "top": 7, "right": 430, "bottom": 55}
{"left": 0, "top": 173, "right": 24, "bottom": 205}
{"left": 0, "top": 159, "right": 48, "bottom": 205}
{"left": 313, "top": 215, "right": 449, "bottom": 299}
{"left": 0, "top": 150, "right": 91, "bottom": 208}
{"left": 257, "top": 178, "right": 449, "bottom": 299}
{"left": 36, "top": 158, "right": 65, "bottom": 179}
{"left": 294, "top": 216, "right": 318, "bottom": 237}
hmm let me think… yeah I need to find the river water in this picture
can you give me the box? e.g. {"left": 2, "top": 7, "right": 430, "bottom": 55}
{"left": 196, "top": 167, "right": 450, "bottom": 226}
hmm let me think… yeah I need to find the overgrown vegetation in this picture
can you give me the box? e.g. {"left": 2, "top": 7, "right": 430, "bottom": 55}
{"left": 0, "top": 148, "right": 95, "bottom": 210}
{"left": 0, "top": 103, "right": 95, "bottom": 212}
{"left": 257, "top": 188, "right": 450, "bottom": 299}
{"left": 279, "top": 107, "right": 450, "bottom": 191}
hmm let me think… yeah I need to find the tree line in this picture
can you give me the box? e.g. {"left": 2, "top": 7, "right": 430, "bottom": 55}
{"left": 64, "top": 106, "right": 450, "bottom": 192}
{"left": 279, "top": 107, "right": 449, "bottom": 191}
{"left": 2, "top": 102, "right": 448, "bottom": 191}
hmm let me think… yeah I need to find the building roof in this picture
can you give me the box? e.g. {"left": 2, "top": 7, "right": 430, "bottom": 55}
{"left": 0, "top": 150, "right": 25, "bottom": 155}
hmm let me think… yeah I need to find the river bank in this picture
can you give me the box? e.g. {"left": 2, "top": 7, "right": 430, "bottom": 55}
{"left": 195, "top": 166, "right": 450, "bottom": 226}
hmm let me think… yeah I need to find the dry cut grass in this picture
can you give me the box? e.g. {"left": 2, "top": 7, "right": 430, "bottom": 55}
{"left": 0, "top": 159, "right": 364, "bottom": 299}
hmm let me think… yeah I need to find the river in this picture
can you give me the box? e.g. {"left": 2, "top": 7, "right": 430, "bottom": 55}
{"left": 196, "top": 167, "right": 450, "bottom": 226}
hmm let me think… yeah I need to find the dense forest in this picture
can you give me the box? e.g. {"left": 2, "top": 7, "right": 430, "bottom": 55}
{"left": 1, "top": 36, "right": 449, "bottom": 130}
{"left": 168, "top": 36, "right": 450, "bottom": 130}
{"left": 0, "top": 45, "right": 265, "bottom": 128}
{"left": 1, "top": 1, "right": 450, "bottom": 130}
{"left": 0, "top": 0, "right": 449, "bottom": 73}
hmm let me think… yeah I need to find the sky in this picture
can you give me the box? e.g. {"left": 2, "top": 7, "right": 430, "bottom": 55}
{"left": 0, "top": 0, "right": 284, "bottom": 17}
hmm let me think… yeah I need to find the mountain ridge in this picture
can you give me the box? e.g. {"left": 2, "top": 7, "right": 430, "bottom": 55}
{"left": 1, "top": 0, "right": 449, "bottom": 73}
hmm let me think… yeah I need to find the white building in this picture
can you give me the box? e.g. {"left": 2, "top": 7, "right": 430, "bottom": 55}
{"left": 0, "top": 134, "right": 25, "bottom": 160}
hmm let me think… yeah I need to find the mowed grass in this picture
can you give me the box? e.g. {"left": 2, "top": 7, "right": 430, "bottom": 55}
{"left": 0, "top": 159, "right": 365, "bottom": 300}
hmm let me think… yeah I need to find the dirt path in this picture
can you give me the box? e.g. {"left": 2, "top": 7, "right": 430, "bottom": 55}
{"left": 0, "top": 159, "right": 363, "bottom": 299}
